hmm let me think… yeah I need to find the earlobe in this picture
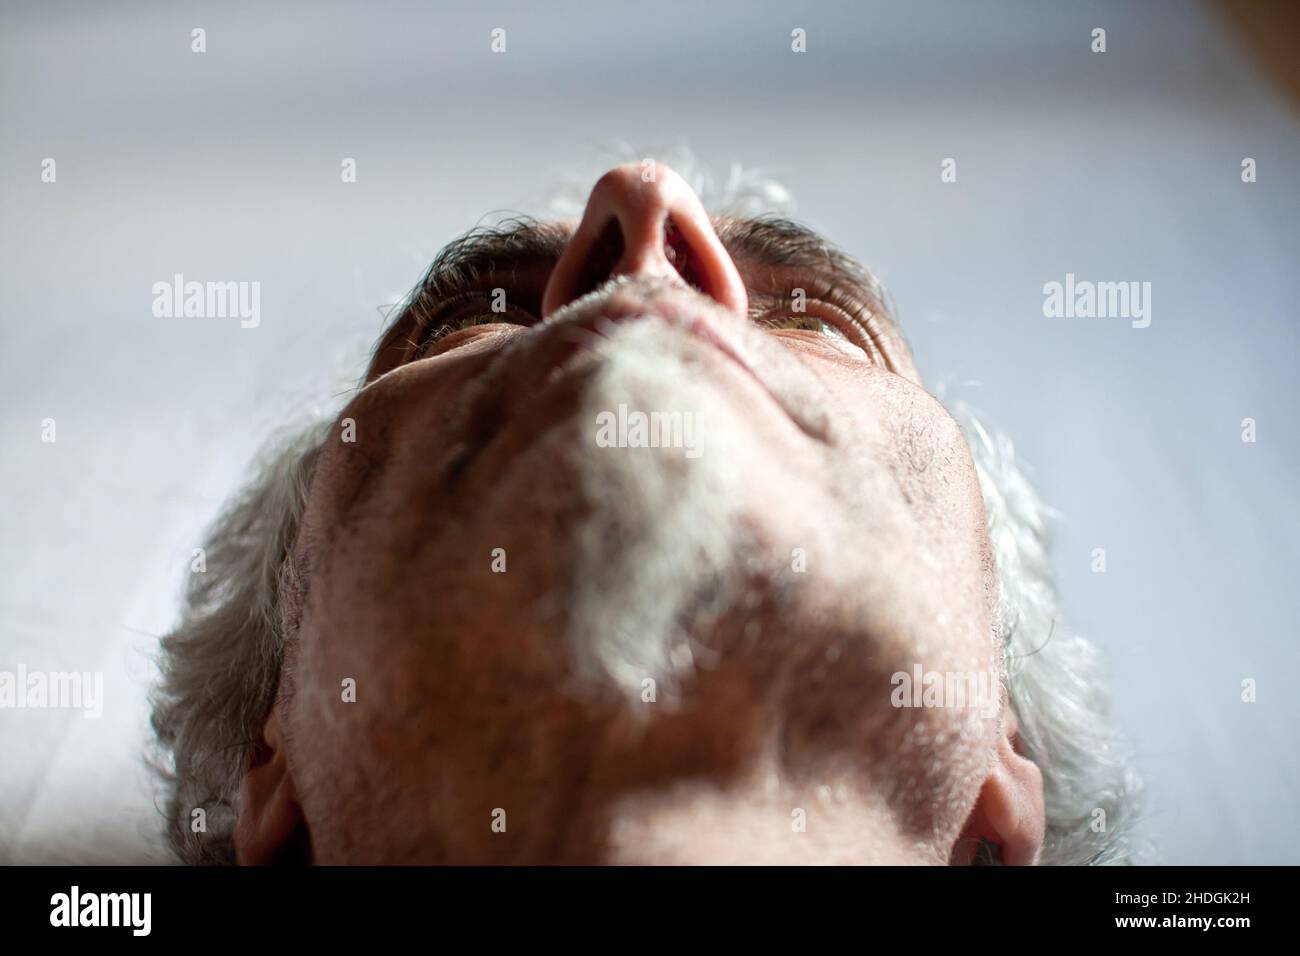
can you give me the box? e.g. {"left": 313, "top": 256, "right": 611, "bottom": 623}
{"left": 234, "top": 708, "right": 307, "bottom": 865}
{"left": 954, "top": 726, "right": 1046, "bottom": 866}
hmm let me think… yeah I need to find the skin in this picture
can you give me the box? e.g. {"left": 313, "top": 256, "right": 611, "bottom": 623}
{"left": 235, "top": 164, "right": 1045, "bottom": 865}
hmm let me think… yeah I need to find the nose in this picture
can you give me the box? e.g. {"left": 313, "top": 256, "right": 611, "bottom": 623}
{"left": 541, "top": 162, "right": 748, "bottom": 319}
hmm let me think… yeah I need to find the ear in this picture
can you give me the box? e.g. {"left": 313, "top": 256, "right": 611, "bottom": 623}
{"left": 954, "top": 717, "right": 1045, "bottom": 865}
{"left": 234, "top": 707, "right": 307, "bottom": 864}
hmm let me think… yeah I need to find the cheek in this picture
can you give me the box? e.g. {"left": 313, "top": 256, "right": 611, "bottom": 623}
{"left": 365, "top": 317, "right": 530, "bottom": 381}
{"left": 813, "top": 360, "right": 996, "bottom": 639}
{"left": 290, "top": 434, "right": 585, "bottom": 730}
{"left": 774, "top": 329, "right": 923, "bottom": 388}
{"left": 815, "top": 361, "right": 986, "bottom": 529}
{"left": 303, "top": 339, "right": 518, "bottom": 535}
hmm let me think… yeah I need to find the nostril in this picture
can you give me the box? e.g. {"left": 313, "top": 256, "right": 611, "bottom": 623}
{"left": 663, "top": 217, "right": 706, "bottom": 293}
{"left": 543, "top": 163, "right": 749, "bottom": 318}
{"left": 568, "top": 215, "right": 706, "bottom": 303}
{"left": 572, "top": 217, "right": 625, "bottom": 302}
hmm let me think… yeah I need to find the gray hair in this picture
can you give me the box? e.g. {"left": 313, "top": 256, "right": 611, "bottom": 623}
{"left": 961, "top": 410, "right": 1148, "bottom": 864}
{"left": 150, "top": 422, "right": 328, "bottom": 864}
{"left": 150, "top": 156, "right": 1146, "bottom": 865}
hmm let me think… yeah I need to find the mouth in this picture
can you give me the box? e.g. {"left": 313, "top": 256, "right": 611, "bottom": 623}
{"left": 441, "top": 281, "right": 837, "bottom": 484}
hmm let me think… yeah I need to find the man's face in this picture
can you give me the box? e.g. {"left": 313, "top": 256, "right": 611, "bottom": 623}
{"left": 277, "top": 164, "right": 1003, "bottom": 863}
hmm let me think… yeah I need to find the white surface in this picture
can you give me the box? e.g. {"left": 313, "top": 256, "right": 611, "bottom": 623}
{"left": 1, "top": 0, "right": 1297, "bottom": 863}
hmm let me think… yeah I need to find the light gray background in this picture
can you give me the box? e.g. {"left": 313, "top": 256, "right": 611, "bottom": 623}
{"left": 2, "top": 0, "right": 1296, "bottom": 863}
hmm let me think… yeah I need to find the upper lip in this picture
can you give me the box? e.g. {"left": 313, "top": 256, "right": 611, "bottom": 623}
{"left": 442, "top": 283, "right": 837, "bottom": 481}
{"left": 534, "top": 299, "right": 765, "bottom": 401}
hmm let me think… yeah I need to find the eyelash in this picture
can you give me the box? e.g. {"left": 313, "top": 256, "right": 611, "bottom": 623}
{"left": 409, "top": 292, "right": 537, "bottom": 360}
{"left": 755, "top": 284, "right": 887, "bottom": 361}
{"left": 408, "top": 281, "right": 888, "bottom": 366}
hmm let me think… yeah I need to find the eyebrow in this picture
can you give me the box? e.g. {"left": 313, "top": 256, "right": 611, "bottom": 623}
{"left": 369, "top": 214, "right": 899, "bottom": 376}
{"left": 414, "top": 216, "right": 571, "bottom": 310}
{"left": 419, "top": 214, "right": 892, "bottom": 311}
{"left": 714, "top": 216, "right": 897, "bottom": 330}
{"left": 365, "top": 217, "right": 568, "bottom": 376}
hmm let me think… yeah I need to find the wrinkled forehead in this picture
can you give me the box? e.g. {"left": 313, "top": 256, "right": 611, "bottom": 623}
{"left": 365, "top": 215, "right": 914, "bottom": 383}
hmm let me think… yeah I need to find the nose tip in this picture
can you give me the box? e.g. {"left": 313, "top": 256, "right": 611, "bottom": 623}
{"left": 541, "top": 162, "right": 749, "bottom": 318}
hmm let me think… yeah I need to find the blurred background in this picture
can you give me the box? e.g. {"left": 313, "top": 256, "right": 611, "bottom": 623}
{"left": 1, "top": 0, "right": 1297, "bottom": 863}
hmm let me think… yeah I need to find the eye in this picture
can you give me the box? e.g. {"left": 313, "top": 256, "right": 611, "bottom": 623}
{"left": 751, "top": 284, "right": 892, "bottom": 368}
{"left": 757, "top": 312, "right": 853, "bottom": 341}
{"left": 409, "top": 291, "right": 537, "bottom": 360}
